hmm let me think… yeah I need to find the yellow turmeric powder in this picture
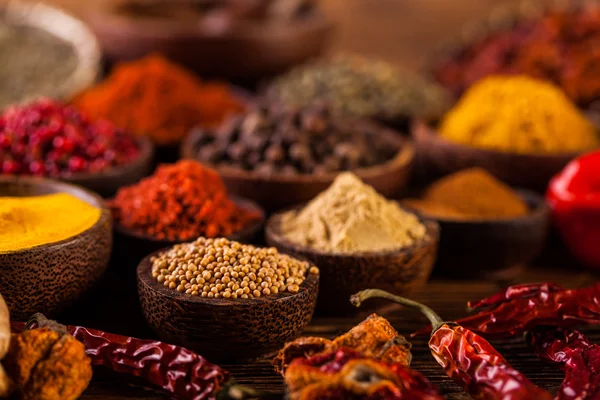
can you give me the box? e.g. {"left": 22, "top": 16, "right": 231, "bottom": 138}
{"left": 0, "top": 193, "right": 100, "bottom": 253}
{"left": 439, "top": 75, "right": 599, "bottom": 154}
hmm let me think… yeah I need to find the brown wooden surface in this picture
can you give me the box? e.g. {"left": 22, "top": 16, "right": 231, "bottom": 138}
{"left": 20, "top": 0, "right": 595, "bottom": 399}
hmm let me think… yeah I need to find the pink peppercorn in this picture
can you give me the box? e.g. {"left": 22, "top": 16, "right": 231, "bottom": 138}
{"left": 0, "top": 98, "right": 140, "bottom": 177}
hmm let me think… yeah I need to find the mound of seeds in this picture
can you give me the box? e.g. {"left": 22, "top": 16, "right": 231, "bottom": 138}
{"left": 151, "top": 237, "right": 319, "bottom": 299}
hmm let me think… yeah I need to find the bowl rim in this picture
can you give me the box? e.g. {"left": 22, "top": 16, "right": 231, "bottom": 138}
{"left": 181, "top": 120, "right": 415, "bottom": 184}
{"left": 112, "top": 195, "right": 266, "bottom": 243}
{"left": 0, "top": 175, "right": 110, "bottom": 255}
{"left": 1, "top": 1, "right": 102, "bottom": 103}
{"left": 402, "top": 188, "right": 550, "bottom": 226}
{"left": 58, "top": 135, "right": 154, "bottom": 183}
{"left": 413, "top": 119, "right": 590, "bottom": 161}
{"left": 85, "top": 0, "right": 334, "bottom": 40}
{"left": 265, "top": 203, "right": 440, "bottom": 258}
{"left": 137, "top": 248, "right": 320, "bottom": 306}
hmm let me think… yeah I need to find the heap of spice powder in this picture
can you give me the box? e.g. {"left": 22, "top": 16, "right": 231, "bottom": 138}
{"left": 439, "top": 75, "right": 599, "bottom": 154}
{"left": 0, "top": 23, "right": 78, "bottom": 109}
{"left": 434, "top": 6, "right": 600, "bottom": 106}
{"left": 0, "top": 99, "right": 140, "bottom": 176}
{"left": 402, "top": 168, "right": 528, "bottom": 220}
{"left": 280, "top": 172, "right": 426, "bottom": 253}
{"left": 0, "top": 193, "right": 100, "bottom": 253}
{"left": 71, "top": 54, "right": 245, "bottom": 146}
{"left": 151, "top": 237, "right": 319, "bottom": 298}
{"left": 111, "top": 160, "right": 260, "bottom": 240}
{"left": 267, "top": 55, "right": 450, "bottom": 121}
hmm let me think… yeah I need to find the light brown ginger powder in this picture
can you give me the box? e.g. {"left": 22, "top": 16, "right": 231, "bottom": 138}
{"left": 280, "top": 173, "right": 426, "bottom": 253}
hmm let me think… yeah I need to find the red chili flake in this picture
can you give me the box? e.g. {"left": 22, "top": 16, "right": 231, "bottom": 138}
{"left": 110, "top": 160, "right": 260, "bottom": 241}
{"left": 0, "top": 98, "right": 140, "bottom": 176}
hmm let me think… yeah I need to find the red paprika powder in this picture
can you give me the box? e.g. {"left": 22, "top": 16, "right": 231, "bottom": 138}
{"left": 110, "top": 160, "right": 260, "bottom": 240}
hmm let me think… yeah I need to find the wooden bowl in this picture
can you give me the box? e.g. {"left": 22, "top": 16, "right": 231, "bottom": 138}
{"left": 83, "top": 0, "right": 334, "bottom": 82}
{"left": 0, "top": 1, "right": 101, "bottom": 105}
{"left": 112, "top": 197, "right": 266, "bottom": 269}
{"left": 265, "top": 208, "right": 439, "bottom": 316}
{"left": 137, "top": 250, "right": 319, "bottom": 362}
{"left": 62, "top": 136, "right": 154, "bottom": 197}
{"left": 412, "top": 121, "right": 583, "bottom": 191}
{"left": 406, "top": 190, "right": 550, "bottom": 280}
{"left": 181, "top": 126, "right": 415, "bottom": 212}
{"left": 0, "top": 176, "right": 112, "bottom": 320}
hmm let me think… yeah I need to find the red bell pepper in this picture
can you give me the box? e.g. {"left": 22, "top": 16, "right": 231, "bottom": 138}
{"left": 547, "top": 150, "right": 600, "bottom": 268}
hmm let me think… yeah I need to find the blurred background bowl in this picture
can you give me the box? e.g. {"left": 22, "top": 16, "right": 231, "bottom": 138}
{"left": 63, "top": 136, "right": 154, "bottom": 197}
{"left": 84, "top": 0, "right": 334, "bottom": 83}
{"left": 1, "top": 0, "right": 101, "bottom": 102}
{"left": 406, "top": 189, "right": 550, "bottom": 280}
{"left": 412, "top": 121, "right": 584, "bottom": 191}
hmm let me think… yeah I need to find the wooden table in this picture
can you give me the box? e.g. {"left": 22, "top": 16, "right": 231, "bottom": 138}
{"left": 24, "top": 0, "right": 598, "bottom": 398}
{"left": 69, "top": 260, "right": 599, "bottom": 399}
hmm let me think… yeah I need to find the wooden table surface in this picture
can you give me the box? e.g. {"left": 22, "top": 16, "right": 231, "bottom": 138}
{"left": 24, "top": 0, "right": 598, "bottom": 399}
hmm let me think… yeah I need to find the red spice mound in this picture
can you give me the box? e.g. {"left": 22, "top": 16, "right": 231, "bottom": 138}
{"left": 72, "top": 54, "right": 246, "bottom": 146}
{"left": 0, "top": 99, "right": 140, "bottom": 176}
{"left": 111, "top": 160, "right": 260, "bottom": 240}
{"left": 434, "top": 8, "right": 600, "bottom": 106}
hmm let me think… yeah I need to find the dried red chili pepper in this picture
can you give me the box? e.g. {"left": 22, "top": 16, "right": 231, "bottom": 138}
{"left": 415, "top": 282, "right": 600, "bottom": 338}
{"left": 284, "top": 347, "right": 444, "bottom": 400}
{"left": 351, "top": 289, "right": 553, "bottom": 400}
{"left": 12, "top": 314, "right": 274, "bottom": 400}
{"left": 528, "top": 327, "right": 600, "bottom": 400}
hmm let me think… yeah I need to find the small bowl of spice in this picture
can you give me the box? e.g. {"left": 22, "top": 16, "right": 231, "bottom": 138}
{"left": 413, "top": 75, "right": 600, "bottom": 190}
{"left": 0, "top": 99, "right": 154, "bottom": 197}
{"left": 182, "top": 103, "right": 415, "bottom": 211}
{"left": 0, "top": 1, "right": 100, "bottom": 109}
{"left": 137, "top": 237, "right": 319, "bottom": 362}
{"left": 111, "top": 160, "right": 265, "bottom": 265}
{"left": 72, "top": 54, "right": 247, "bottom": 163}
{"left": 83, "top": 0, "right": 333, "bottom": 81}
{"left": 402, "top": 168, "right": 550, "bottom": 279}
{"left": 0, "top": 176, "right": 112, "bottom": 320}
{"left": 266, "top": 172, "right": 439, "bottom": 316}
{"left": 265, "top": 54, "right": 451, "bottom": 132}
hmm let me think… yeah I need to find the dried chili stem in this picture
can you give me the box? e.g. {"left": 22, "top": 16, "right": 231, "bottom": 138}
{"left": 350, "top": 289, "right": 445, "bottom": 331}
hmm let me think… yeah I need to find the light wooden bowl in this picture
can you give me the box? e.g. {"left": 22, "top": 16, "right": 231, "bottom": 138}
{"left": 0, "top": 176, "right": 112, "bottom": 320}
{"left": 0, "top": 1, "right": 101, "bottom": 104}
{"left": 137, "top": 250, "right": 319, "bottom": 362}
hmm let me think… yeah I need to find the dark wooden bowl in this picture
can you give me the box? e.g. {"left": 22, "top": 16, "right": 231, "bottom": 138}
{"left": 62, "top": 136, "right": 154, "bottom": 197}
{"left": 83, "top": 1, "right": 334, "bottom": 82}
{"left": 181, "top": 125, "right": 415, "bottom": 212}
{"left": 0, "top": 176, "right": 112, "bottom": 320}
{"left": 112, "top": 197, "right": 266, "bottom": 269}
{"left": 412, "top": 121, "right": 583, "bottom": 191}
{"left": 265, "top": 208, "right": 439, "bottom": 316}
{"left": 406, "top": 190, "right": 550, "bottom": 280}
{"left": 0, "top": 1, "right": 101, "bottom": 105}
{"left": 137, "top": 250, "right": 319, "bottom": 362}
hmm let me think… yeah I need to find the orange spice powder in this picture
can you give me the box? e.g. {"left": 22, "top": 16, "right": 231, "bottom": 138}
{"left": 72, "top": 54, "right": 245, "bottom": 146}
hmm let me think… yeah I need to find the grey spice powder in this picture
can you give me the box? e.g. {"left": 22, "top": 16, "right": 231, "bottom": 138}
{"left": 0, "top": 23, "right": 78, "bottom": 109}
